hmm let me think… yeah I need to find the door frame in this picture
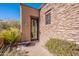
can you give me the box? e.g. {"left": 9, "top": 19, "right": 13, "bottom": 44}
{"left": 30, "top": 16, "right": 39, "bottom": 41}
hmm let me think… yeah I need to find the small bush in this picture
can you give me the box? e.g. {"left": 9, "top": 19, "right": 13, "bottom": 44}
{"left": 0, "top": 32, "right": 4, "bottom": 48}
{"left": 45, "top": 38, "right": 79, "bottom": 56}
{"left": 2, "top": 28, "right": 21, "bottom": 45}
{"left": 0, "top": 20, "right": 20, "bottom": 31}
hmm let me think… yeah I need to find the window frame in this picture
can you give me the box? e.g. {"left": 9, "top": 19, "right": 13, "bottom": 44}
{"left": 45, "top": 11, "right": 51, "bottom": 25}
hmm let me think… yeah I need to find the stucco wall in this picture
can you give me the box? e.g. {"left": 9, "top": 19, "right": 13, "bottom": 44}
{"left": 40, "top": 3, "right": 79, "bottom": 44}
{"left": 20, "top": 4, "right": 39, "bottom": 41}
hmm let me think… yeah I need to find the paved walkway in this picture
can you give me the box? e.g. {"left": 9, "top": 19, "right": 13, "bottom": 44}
{"left": 17, "top": 42, "right": 53, "bottom": 56}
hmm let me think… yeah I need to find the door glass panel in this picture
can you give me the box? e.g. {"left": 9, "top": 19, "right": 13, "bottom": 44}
{"left": 31, "top": 19, "right": 37, "bottom": 40}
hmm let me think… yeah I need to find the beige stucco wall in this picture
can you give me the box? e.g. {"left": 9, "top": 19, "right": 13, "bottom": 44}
{"left": 20, "top": 4, "right": 39, "bottom": 41}
{"left": 40, "top": 3, "right": 79, "bottom": 44}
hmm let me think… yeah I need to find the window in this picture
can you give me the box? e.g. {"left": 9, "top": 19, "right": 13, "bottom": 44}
{"left": 45, "top": 12, "right": 51, "bottom": 25}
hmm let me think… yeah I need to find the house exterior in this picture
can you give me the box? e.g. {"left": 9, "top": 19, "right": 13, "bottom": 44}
{"left": 20, "top": 3, "right": 79, "bottom": 44}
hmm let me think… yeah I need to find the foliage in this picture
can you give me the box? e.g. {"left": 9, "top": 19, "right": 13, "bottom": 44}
{"left": 0, "top": 20, "right": 20, "bottom": 31}
{"left": 0, "top": 31, "right": 4, "bottom": 48}
{"left": 0, "top": 20, "right": 20, "bottom": 54}
{"left": 0, "top": 32, "right": 4, "bottom": 39}
{"left": 45, "top": 38, "right": 79, "bottom": 56}
{"left": 1, "top": 28, "right": 21, "bottom": 44}
{"left": 0, "top": 21, "right": 10, "bottom": 30}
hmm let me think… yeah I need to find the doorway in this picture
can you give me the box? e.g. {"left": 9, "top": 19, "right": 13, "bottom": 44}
{"left": 31, "top": 16, "right": 39, "bottom": 41}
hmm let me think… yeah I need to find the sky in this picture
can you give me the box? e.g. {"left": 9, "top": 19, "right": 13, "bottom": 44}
{"left": 0, "top": 3, "right": 42, "bottom": 21}
{"left": 25, "top": 3, "right": 43, "bottom": 9}
{"left": 0, "top": 3, "right": 20, "bottom": 20}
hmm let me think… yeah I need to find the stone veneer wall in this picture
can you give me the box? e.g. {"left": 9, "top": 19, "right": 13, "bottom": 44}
{"left": 39, "top": 3, "right": 79, "bottom": 44}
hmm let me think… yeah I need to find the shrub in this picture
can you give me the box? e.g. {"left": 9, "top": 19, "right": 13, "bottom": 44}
{"left": 0, "top": 32, "right": 4, "bottom": 48}
{"left": 45, "top": 38, "right": 79, "bottom": 56}
{"left": 0, "top": 20, "right": 20, "bottom": 31}
{"left": 2, "top": 28, "right": 21, "bottom": 45}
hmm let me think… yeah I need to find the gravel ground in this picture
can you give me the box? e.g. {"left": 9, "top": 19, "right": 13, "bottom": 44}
{"left": 0, "top": 41, "right": 53, "bottom": 56}
{"left": 16, "top": 42, "right": 53, "bottom": 56}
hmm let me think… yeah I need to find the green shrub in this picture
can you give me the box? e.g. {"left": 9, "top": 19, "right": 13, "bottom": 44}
{"left": 45, "top": 38, "right": 79, "bottom": 56}
{"left": 0, "top": 32, "right": 4, "bottom": 48}
{"left": 0, "top": 20, "right": 20, "bottom": 31}
{"left": 0, "top": 32, "right": 3, "bottom": 38}
{"left": 2, "top": 28, "right": 21, "bottom": 45}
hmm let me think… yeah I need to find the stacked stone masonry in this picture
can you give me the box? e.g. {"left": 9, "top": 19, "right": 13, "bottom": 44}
{"left": 39, "top": 3, "right": 79, "bottom": 44}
